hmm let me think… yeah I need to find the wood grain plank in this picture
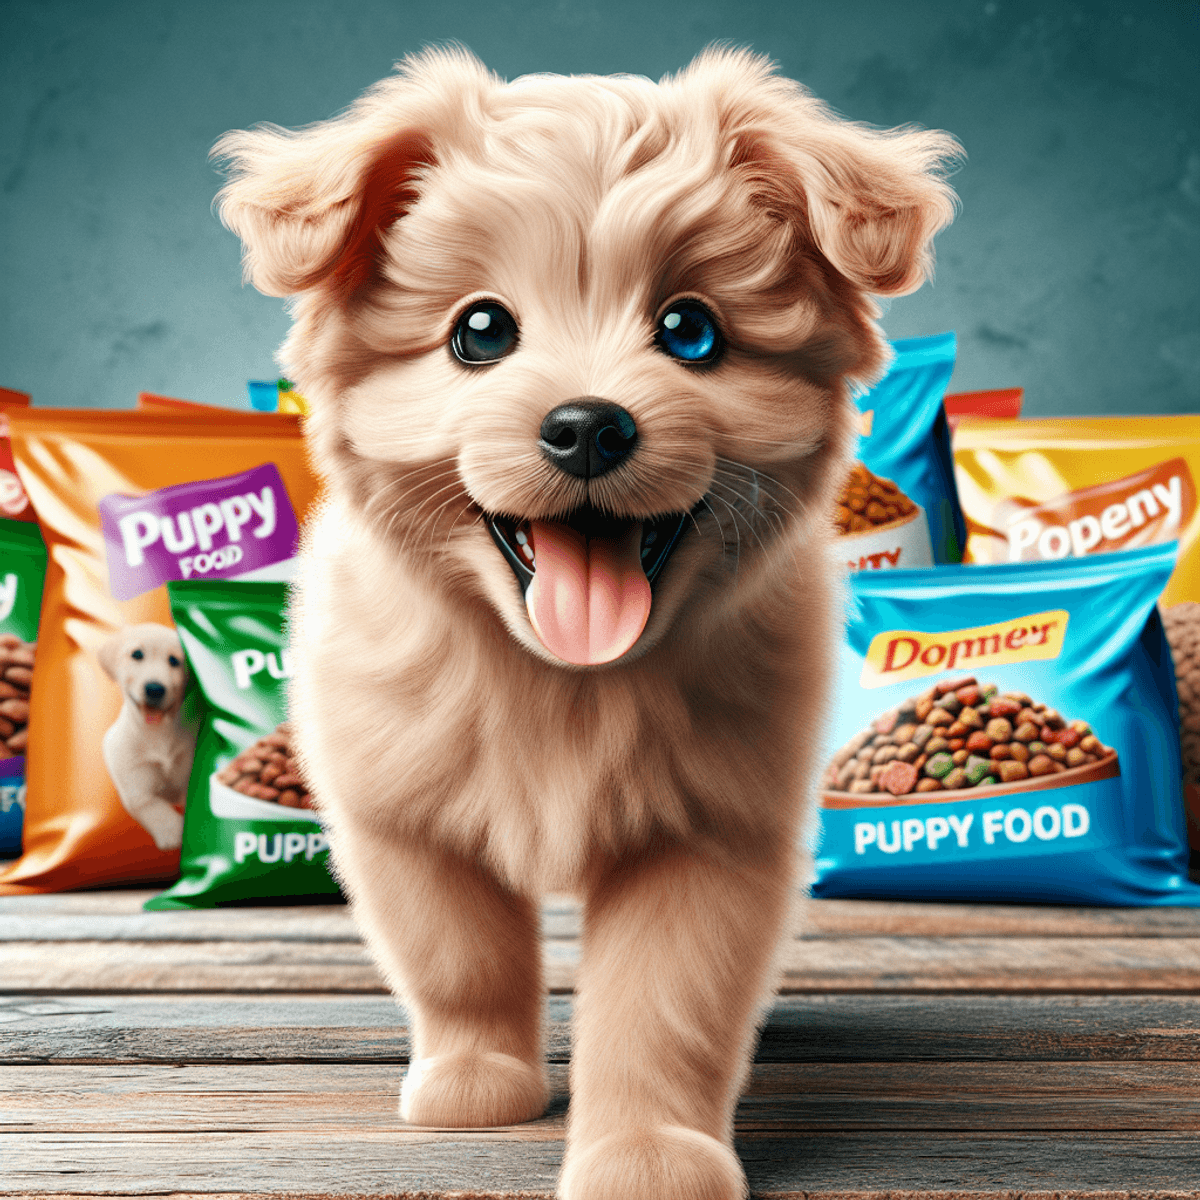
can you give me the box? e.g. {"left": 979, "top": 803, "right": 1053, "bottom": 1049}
{"left": 5, "top": 1061, "right": 1200, "bottom": 1134}
{"left": 7, "top": 892, "right": 1200, "bottom": 940}
{"left": 4, "top": 1131, "right": 1200, "bottom": 1195}
{"left": 801, "top": 900, "right": 1200, "bottom": 938}
{"left": 3, "top": 1193, "right": 1199, "bottom": 1200}
{"left": 776, "top": 936, "right": 1200, "bottom": 991}
{"left": 736, "top": 1132, "right": 1200, "bottom": 1194}
{"left": 6, "top": 936, "right": 1200, "bottom": 994}
{"left": 0, "top": 1130, "right": 564, "bottom": 1195}
{"left": 4, "top": 994, "right": 1200, "bottom": 1065}
{"left": 3, "top": 1192, "right": 1198, "bottom": 1200}
{"left": 0, "top": 940, "right": 386, "bottom": 992}
{"left": 0, "top": 911, "right": 360, "bottom": 943}
{"left": 0, "top": 1063, "right": 570, "bottom": 1135}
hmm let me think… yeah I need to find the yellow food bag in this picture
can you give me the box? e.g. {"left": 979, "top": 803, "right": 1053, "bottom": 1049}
{"left": 954, "top": 415, "right": 1200, "bottom": 604}
{"left": 954, "top": 415, "right": 1200, "bottom": 852}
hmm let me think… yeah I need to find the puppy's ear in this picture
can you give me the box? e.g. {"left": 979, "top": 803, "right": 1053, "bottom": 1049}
{"left": 213, "top": 49, "right": 493, "bottom": 298}
{"left": 771, "top": 121, "right": 961, "bottom": 297}
{"left": 693, "top": 50, "right": 962, "bottom": 296}
{"left": 97, "top": 630, "right": 128, "bottom": 681}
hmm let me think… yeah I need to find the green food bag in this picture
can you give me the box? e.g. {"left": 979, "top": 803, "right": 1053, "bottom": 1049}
{"left": 146, "top": 580, "right": 338, "bottom": 908}
{"left": 0, "top": 520, "right": 46, "bottom": 858}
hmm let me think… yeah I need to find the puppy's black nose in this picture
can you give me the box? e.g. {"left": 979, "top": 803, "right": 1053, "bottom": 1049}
{"left": 539, "top": 399, "right": 637, "bottom": 479}
{"left": 144, "top": 681, "right": 166, "bottom": 704}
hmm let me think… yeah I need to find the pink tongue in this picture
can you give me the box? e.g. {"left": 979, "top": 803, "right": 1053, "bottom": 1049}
{"left": 525, "top": 520, "right": 651, "bottom": 665}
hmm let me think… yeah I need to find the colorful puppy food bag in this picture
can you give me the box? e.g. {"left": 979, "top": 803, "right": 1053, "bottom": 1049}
{"left": 954, "top": 415, "right": 1200, "bottom": 853}
{"left": 0, "top": 520, "right": 47, "bottom": 857}
{"left": 837, "top": 332, "right": 964, "bottom": 572}
{"left": 146, "top": 581, "right": 337, "bottom": 908}
{"left": 0, "top": 409, "right": 318, "bottom": 894}
{"left": 813, "top": 544, "right": 1199, "bottom": 904}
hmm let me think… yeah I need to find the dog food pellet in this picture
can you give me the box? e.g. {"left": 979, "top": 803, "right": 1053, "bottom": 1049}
{"left": 216, "top": 723, "right": 314, "bottom": 808}
{"left": 0, "top": 635, "right": 35, "bottom": 757}
{"left": 823, "top": 676, "right": 1116, "bottom": 797}
{"left": 835, "top": 461, "right": 918, "bottom": 534}
{"left": 957, "top": 755, "right": 983, "bottom": 785}
{"left": 924, "top": 752, "right": 954, "bottom": 779}
{"left": 878, "top": 760, "right": 918, "bottom": 795}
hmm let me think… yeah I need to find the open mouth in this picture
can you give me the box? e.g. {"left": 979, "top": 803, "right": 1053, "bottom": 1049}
{"left": 138, "top": 701, "right": 168, "bottom": 726}
{"left": 487, "top": 506, "right": 691, "bottom": 666}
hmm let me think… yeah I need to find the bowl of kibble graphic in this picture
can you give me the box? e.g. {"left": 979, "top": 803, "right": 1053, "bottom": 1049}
{"left": 836, "top": 462, "right": 933, "bottom": 572}
{"left": 209, "top": 723, "right": 318, "bottom": 822}
{"left": 822, "top": 676, "right": 1120, "bottom": 809}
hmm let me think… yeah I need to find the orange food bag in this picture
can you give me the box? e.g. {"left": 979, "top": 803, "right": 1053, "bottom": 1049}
{"left": 0, "top": 408, "right": 318, "bottom": 893}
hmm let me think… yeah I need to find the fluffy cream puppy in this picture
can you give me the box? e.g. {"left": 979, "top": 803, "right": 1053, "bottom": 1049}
{"left": 216, "top": 48, "right": 957, "bottom": 1199}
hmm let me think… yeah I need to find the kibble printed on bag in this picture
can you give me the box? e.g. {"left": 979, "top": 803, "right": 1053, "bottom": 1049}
{"left": 835, "top": 461, "right": 926, "bottom": 572}
{"left": 813, "top": 544, "right": 1198, "bottom": 905}
{"left": 827, "top": 674, "right": 1117, "bottom": 801}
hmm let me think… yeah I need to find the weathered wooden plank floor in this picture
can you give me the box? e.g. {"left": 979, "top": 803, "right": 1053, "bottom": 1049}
{"left": 2, "top": 890, "right": 1199, "bottom": 1198}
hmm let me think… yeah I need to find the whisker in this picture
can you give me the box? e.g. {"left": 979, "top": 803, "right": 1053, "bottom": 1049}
{"left": 364, "top": 464, "right": 463, "bottom": 526}
{"left": 704, "top": 494, "right": 741, "bottom": 582}
{"left": 714, "top": 456, "right": 809, "bottom": 522}
{"left": 708, "top": 472, "right": 779, "bottom": 532}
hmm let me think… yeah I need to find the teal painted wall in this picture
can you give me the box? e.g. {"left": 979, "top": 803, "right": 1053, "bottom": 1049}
{"left": 2, "top": 0, "right": 1197, "bottom": 414}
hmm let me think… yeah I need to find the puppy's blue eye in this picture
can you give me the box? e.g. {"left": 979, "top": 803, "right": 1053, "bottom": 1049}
{"left": 168, "top": 655, "right": 180, "bottom": 668}
{"left": 452, "top": 302, "right": 518, "bottom": 364}
{"left": 656, "top": 301, "right": 722, "bottom": 364}
{"left": 131, "top": 649, "right": 144, "bottom": 661}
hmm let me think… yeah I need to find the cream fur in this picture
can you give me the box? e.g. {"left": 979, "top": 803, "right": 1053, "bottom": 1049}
{"left": 216, "top": 46, "right": 958, "bottom": 1199}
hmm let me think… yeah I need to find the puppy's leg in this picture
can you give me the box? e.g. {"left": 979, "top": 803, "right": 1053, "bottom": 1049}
{"left": 104, "top": 760, "right": 184, "bottom": 851}
{"left": 335, "top": 829, "right": 548, "bottom": 1127}
{"left": 561, "top": 842, "right": 793, "bottom": 1200}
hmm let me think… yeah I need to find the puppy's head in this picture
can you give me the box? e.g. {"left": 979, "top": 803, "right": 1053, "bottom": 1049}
{"left": 216, "top": 48, "right": 959, "bottom": 667}
{"left": 98, "top": 624, "right": 188, "bottom": 723}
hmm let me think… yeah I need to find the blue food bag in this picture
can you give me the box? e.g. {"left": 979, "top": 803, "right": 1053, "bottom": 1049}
{"left": 814, "top": 544, "right": 1199, "bottom": 905}
{"left": 853, "top": 332, "right": 963, "bottom": 564}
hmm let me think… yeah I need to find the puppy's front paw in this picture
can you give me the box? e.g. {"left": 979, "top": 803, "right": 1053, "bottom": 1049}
{"left": 151, "top": 828, "right": 183, "bottom": 851}
{"left": 559, "top": 1125, "right": 746, "bottom": 1200}
{"left": 139, "top": 807, "right": 184, "bottom": 851}
{"left": 400, "top": 1051, "right": 547, "bottom": 1127}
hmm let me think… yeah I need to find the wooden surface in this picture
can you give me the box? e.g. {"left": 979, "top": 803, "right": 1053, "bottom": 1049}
{"left": 2, "top": 890, "right": 1200, "bottom": 1197}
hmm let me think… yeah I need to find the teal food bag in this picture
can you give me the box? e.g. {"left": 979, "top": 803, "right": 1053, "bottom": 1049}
{"left": 851, "top": 332, "right": 964, "bottom": 565}
{"left": 146, "top": 580, "right": 338, "bottom": 907}
{"left": 813, "top": 544, "right": 1198, "bottom": 904}
{"left": 0, "top": 520, "right": 46, "bottom": 858}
